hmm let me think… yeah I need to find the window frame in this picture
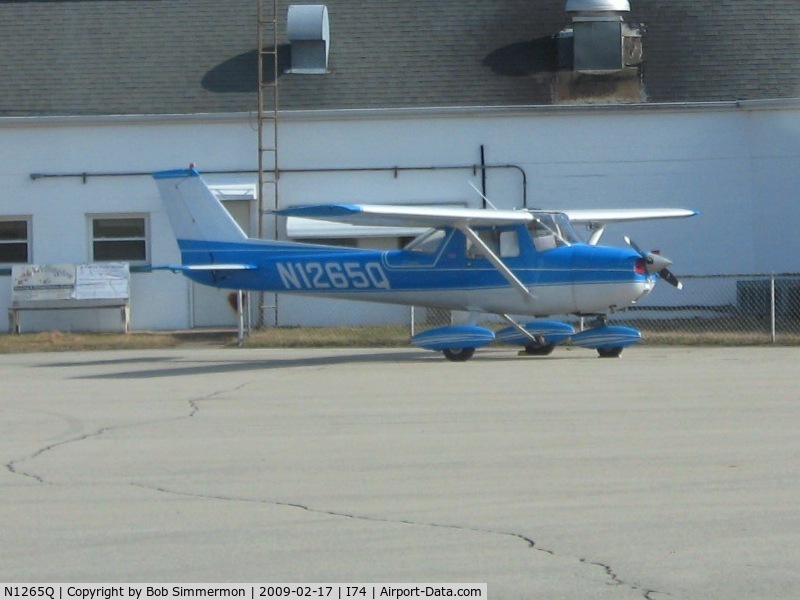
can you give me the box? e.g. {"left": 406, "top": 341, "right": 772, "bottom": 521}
{"left": 0, "top": 216, "right": 32, "bottom": 265}
{"left": 88, "top": 213, "right": 150, "bottom": 265}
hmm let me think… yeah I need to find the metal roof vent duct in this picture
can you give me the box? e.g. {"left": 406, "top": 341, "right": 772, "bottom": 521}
{"left": 287, "top": 4, "right": 330, "bottom": 74}
{"left": 566, "top": 0, "right": 631, "bottom": 73}
{"left": 565, "top": 0, "right": 630, "bottom": 11}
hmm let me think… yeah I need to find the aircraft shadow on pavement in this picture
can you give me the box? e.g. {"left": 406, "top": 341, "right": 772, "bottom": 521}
{"left": 43, "top": 356, "right": 181, "bottom": 368}
{"left": 42, "top": 349, "right": 588, "bottom": 379}
{"left": 59, "top": 350, "right": 429, "bottom": 379}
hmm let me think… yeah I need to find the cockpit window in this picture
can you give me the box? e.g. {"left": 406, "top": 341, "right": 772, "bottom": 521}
{"left": 466, "top": 227, "right": 521, "bottom": 259}
{"left": 404, "top": 228, "right": 446, "bottom": 254}
{"left": 528, "top": 212, "right": 581, "bottom": 251}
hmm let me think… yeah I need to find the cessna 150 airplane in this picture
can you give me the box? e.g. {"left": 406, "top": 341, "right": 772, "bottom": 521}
{"left": 154, "top": 167, "right": 696, "bottom": 360}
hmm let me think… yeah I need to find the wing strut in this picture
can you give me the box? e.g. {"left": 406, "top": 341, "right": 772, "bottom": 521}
{"left": 501, "top": 314, "right": 545, "bottom": 346}
{"left": 586, "top": 224, "right": 606, "bottom": 246}
{"left": 458, "top": 224, "right": 535, "bottom": 304}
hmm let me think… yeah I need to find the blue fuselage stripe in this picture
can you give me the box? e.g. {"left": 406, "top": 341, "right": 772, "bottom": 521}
{"left": 175, "top": 238, "right": 646, "bottom": 293}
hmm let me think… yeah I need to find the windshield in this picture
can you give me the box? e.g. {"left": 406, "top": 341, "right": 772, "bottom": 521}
{"left": 528, "top": 212, "right": 582, "bottom": 251}
{"left": 404, "top": 228, "right": 445, "bottom": 254}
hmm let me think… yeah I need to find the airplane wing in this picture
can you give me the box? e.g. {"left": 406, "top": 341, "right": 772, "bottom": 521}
{"left": 561, "top": 208, "right": 698, "bottom": 244}
{"left": 278, "top": 204, "right": 696, "bottom": 228}
{"left": 275, "top": 204, "right": 535, "bottom": 228}
{"left": 562, "top": 208, "right": 698, "bottom": 224}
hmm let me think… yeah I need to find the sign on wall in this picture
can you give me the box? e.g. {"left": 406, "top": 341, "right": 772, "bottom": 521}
{"left": 74, "top": 263, "right": 130, "bottom": 300}
{"left": 11, "top": 263, "right": 130, "bottom": 302}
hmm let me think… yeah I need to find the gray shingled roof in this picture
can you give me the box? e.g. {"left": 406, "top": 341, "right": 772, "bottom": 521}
{"left": 1, "top": 0, "right": 798, "bottom": 117}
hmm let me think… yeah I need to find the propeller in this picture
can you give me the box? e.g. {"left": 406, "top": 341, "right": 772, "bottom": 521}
{"left": 624, "top": 236, "right": 683, "bottom": 290}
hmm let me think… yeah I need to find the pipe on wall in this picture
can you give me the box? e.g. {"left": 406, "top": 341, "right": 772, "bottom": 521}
{"left": 29, "top": 163, "right": 530, "bottom": 208}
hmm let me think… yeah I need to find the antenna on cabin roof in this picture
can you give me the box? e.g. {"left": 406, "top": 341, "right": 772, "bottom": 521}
{"left": 469, "top": 181, "right": 500, "bottom": 211}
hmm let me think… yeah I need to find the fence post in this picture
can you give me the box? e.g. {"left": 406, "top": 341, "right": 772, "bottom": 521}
{"left": 237, "top": 289, "right": 246, "bottom": 347}
{"left": 770, "top": 273, "right": 776, "bottom": 344}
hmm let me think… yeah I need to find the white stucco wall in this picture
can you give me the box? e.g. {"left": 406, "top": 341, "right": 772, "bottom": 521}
{"left": 1, "top": 100, "right": 798, "bottom": 330}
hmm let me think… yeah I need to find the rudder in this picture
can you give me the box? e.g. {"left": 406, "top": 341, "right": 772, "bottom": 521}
{"left": 153, "top": 168, "right": 248, "bottom": 245}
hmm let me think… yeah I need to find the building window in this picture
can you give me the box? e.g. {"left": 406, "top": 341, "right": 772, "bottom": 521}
{"left": 0, "top": 218, "right": 31, "bottom": 263}
{"left": 90, "top": 215, "right": 148, "bottom": 264}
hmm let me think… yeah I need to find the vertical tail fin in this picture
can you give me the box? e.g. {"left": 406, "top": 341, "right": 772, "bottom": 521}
{"left": 153, "top": 168, "right": 248, "bottom": 245}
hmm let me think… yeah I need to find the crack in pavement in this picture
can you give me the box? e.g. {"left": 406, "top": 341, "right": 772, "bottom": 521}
{"left": 134, "top": 483, "right": 668, "bottom": 599}
{"left": 4, "top": 381, "right": 253, "bottom": 484}
{"left": 578, "top": 558, "right": 669, "bottom": 599}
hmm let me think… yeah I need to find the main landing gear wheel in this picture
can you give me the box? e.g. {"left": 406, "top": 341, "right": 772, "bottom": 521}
{"left": 442, "top": 347, "right": 476, "bottom": 362}
{"left": 521, "top": 343, "right": 556, "bottom": 356}
{"left": 597, "top": 347, "right": 624, "bottom": 358}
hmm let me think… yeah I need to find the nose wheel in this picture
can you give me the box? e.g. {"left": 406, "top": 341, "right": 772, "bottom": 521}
{"left": 590, "top": 317, "right": 624, "bottom": 358}
{"left": 571, "top": 316, "right": 642, "bottom": 358}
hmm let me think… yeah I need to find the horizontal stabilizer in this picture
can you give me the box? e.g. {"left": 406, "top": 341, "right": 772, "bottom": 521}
{"left": 153, "top": 264, "right": 257, "bottom": 272}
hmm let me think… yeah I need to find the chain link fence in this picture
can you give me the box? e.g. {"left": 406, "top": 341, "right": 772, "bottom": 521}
{"left": 246, "top": 274, "right": 800, "bottom": 347}
{"left": 622, "top": 273, "right": 800, "bottom": 345}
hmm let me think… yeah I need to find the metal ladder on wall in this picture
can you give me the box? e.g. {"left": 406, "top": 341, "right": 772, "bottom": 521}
{"left": 256, "top": 0, "right": 280, "bottom": 328}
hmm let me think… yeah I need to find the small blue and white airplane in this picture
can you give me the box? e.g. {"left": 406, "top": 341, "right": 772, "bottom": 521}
{"left": 154, "top": 167, "right": 696, "bottom": 360}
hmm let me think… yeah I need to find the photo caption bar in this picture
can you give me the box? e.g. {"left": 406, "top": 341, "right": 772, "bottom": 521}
{"left": 1, "top": 584, "right": 487, "bottom": 600}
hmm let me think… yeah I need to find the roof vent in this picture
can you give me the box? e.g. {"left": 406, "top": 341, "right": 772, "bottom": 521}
{"left": 565, "top": 0, "right": 630, "bottom": 11}
{"left": 287, "top": 4, "right": 330, "bottom": 74}
{"left": 565, "top": 0, "right": 631, "bottom": 73}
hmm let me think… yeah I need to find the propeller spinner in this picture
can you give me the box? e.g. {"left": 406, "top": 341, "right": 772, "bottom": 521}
{"left": 624, "top": 236, "right": 683, "bottom": 290}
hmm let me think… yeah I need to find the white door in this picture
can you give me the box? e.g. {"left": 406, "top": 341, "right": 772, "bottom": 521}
{"left": 191, "top": 200, "right": 252, "bottom": 328}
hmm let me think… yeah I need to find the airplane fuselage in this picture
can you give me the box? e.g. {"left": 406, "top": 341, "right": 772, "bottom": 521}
{"left": 176, "top": 223, "right": 654, "bottom": 316}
